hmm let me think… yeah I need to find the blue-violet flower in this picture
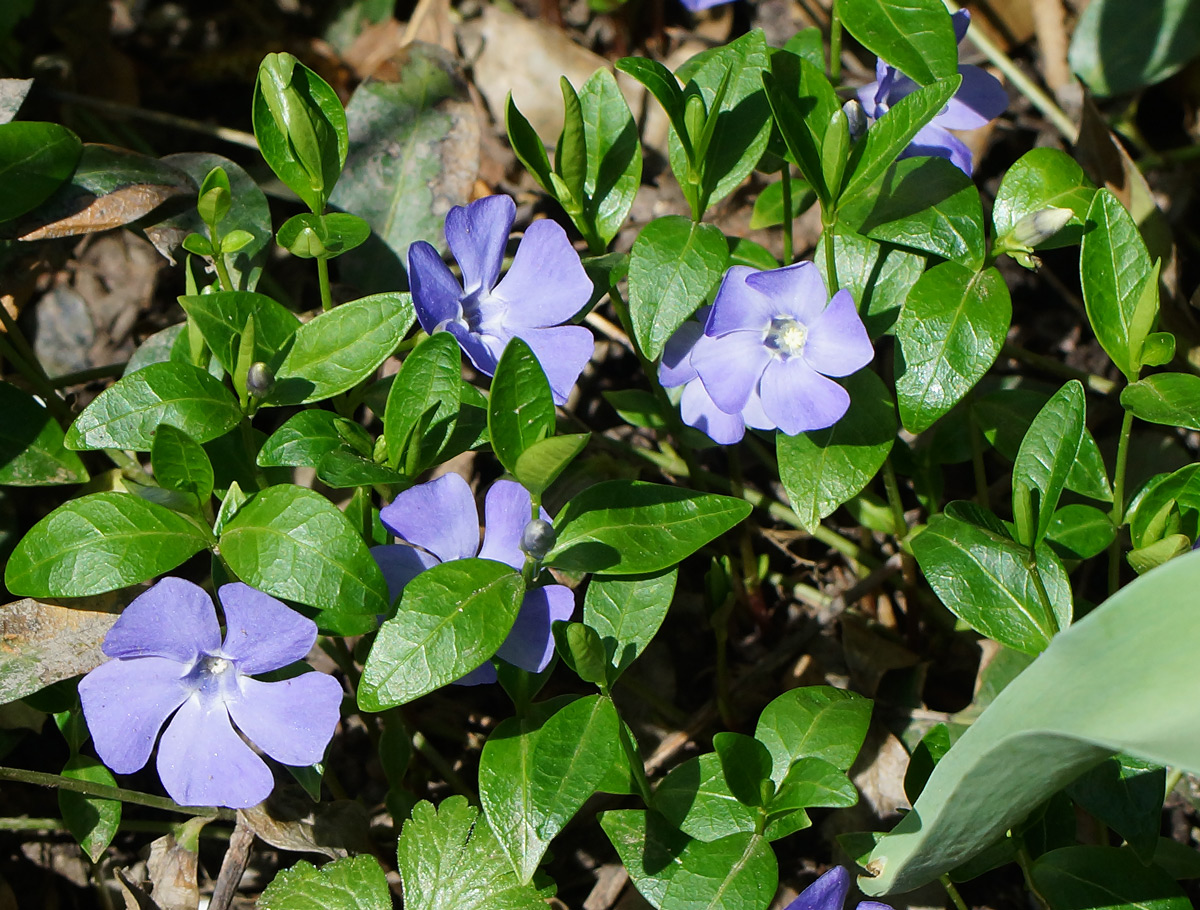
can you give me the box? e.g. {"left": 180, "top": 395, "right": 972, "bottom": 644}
{"left": 856, "top": 10, "right": 1007, "bottom": 175}
{"left": 78, "top": 578, "right": 342, "bottom": 809}
{"left": 408, "top": 194, "right": 594, "bottom": 405}
{"left": 783, "top": 866, "right": 894, "bottom": 910}
{"left": 686, "top": 262, "right": 873, "bottom": 437}
{"left": 371, "top": 472, "right": 574, "bottom": 684}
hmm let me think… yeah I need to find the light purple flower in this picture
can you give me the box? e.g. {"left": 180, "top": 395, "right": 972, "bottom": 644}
{"left": 78, "top": 578, "right": 342, "bottom": 809}
{"left": 856, "top": 10, "right": 1007, "bottom": 175}
{"left": 678, "top": 0, "right": 734, "bottom": 11}
{"left": 371, "top": 473, "right": 574, "bottom": 684}
{"left": 784, "top": 866, "right": 894, "bottom": 910}
{"left": 408, "top": 195, "right": 595, "bottom": 405}
{"left": 687, "top": 262, "right": 873, "bottom": 436}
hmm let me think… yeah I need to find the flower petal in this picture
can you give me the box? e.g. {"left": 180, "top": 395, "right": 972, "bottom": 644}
{"left": 783, "top": 866, "right": 851, "bottom": 910}
{"left": 705, "top": 266, "right": 775, "bottom": 336}
{"left": 453, "top": 661, "right": 497, "bottom": 686}
{"left": 444, "top": 321, "right": 508, "bottom": 378}
{"left": 371, "top": 544, "right": 440, "bottom": 608}
{"left": 744, "top": 261, "right": 830, "bottom": 325}
{"left": 741, "top": 386, "right": 776, "bottom": 431}
{"left": 513, "top": 325, "right": 595, "bottom": 405}
{"left": 379, "top": 472, "right": 480, "bottom": 563}
{"left": 408, "top": 241, "right": 464, "bottom": 334}
{"left": 659, "top": 318, "right": 703, "bottom": 388}
{"left": 691, "top": 330, "right": 771, "bottom": 413}
{"left": 952, "top": 8, "right": 971, "bottom": 43}
{"left": 803, "top": 289, "right": 874, "bottom": 377}
{"left": 218, "top": 584, "right": 317, "bottom": 674}
{"left": 760, "top": 356, "right": 851, "bottom": 435}
{"left": 79, "top": 657, "right": 189, "bottom": 774}
{"left": 156, "top": 696, "right": 274, "bottom": 808}
{"left": 445, "top": 195, "right": 514, "bottom": 294}
{"left": 492, "top": 219, "right": 593, "bottom": 329}
{"left": 479, "top": 480, "right": 540, "bottom": 571}
{"left": 935, "top": 65, "right": 1007, "bottom": 130}
{"left": 103, "top": 577, "right": 220, "bottom": 662}
{"left": 680, "top": 379, "right": 746, "bottom": 444}
{"left": 904, "top": 123, "right": 974, "bottom": 175}
{"left": 227, "top": 674, "right": 342, "bottom": 766}
{"left": 496, "top": 584, "right": 575, "bottom": 672}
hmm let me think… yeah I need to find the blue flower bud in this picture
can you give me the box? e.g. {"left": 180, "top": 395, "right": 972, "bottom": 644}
{"left": 520, "top": 518, "right": 557, "bottom": 559}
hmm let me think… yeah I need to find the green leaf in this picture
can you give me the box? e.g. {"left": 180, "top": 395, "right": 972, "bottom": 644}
{"left": 895, "top": 262, "right": 1010, "bottom": 434}
{"left": 1033, "top": 846, "right": 1190, "bottom": 910}
{"left": 754, "top": 686, "right": 872, "bottom": 785}
{"left": 615, "top": 58, "right": 689, "bottom": 161}
{"left": 257, "top": 410, "right": 348, "bottom": 468}
{"left": 384, "top": 332, "right": 462, "bottom": 472}
{"left": 151, "top": 424, "right": 214, "bottom": 501}
{"left": 713, "top": 732, "right": 774, "bottom": 807}
{"left": 583, "top": 568, "right": 678, "bottom": 682}
{"left": 513, "top": 433, "right": 589, "bottom": 497}
{"left": 1045, "top": 504, "right": 1116, "bottom": 561}
{"left": 0, "top": 381, "right": 88, "bottom": 485}
{"left": 506, "top": 94, "right": 554, "bottom": 192}
{"left": 1081, "top": 189, "right": 1155, "bottom": 380}
{"left": 479, "top": 694, "right": 628, "bottom": 882}
{"left": 769, "top": 757, "right": 859, "bottom": 812}
{"left": 578, "top": 68, "right": 641, "bottom": 247}
{"left": 1068, "top": 0, "right": 1200, "bottom": 96}
{"left": 59, "top": 755, "right": 121, "bottom": 863}
{"left": 554, "top": 622, "right": 608, "bottom": 686}
{"left": 860, "top": 551, "right": 1200, "bottom": 894}
{"left": 358, "top": 559, "right": 523, "bottom": 709}
{"left": 177, "top": 291, "right": 300, "bottom": 376}
{"left": 600, "top": 810, "right": 777, "bottom": 910}
{"left": 276, "top": 212, "right": 370, "bottom": 259}
{"left": 316, "top": 450, "right": 406, "bottom": 489}
{"left": 555, "top": 77, "right": 587, "bottom": 206}
{"left": 1012, "top": 381, "right": 1086, "bottom": 547}
{"left": 220, "top": 484, "right": 388, "bottom": 633}
{"left": 270, "top": 293, "right": 414, "bottom": 406}
{"left": 259, "top": 856, "right": 390, "bottom": 910}
{"left": 840, "top": 156, "right": 986, "bottom": 268}
{"left": 839, "top": 0, "right": 958, "bottom": 85}
{"left": 654, "top": 753, "right": 762, "bottom": 842}
{"left": 546, "top": 481, "right": 752, "bottom": 575}
{"left": 748, "top": 175, "right": 817, "bottom": 230}
{"left": 777, "top": 370, "right": 895, "bottom": 530}
{"left": 1129, "top": 464, "right": 1200, "bottom": 549}
{"left": 992, "top": 148, "right": 1095, "bottom": 250}
{"left": 397, "top": 796, "right": 550, "bottom": 910}
{"left": 1121, "top": 373, "right": 1200, "bottom": 430}
{"left": 65, "top": 361, "right": 242, "bottom": 451}
{"left": 0, "top": 121, "right": 82, "bottom": 222}
{"left": 488, "top": 337, "right": 556, "bottom": 477}
{"left": 628, "top": 215, "right": 728, "bottom": 361}
{"left": 1066, "top": 755, "right": 1164, "bottom": 863}
{"left": 911, "top": 514, "right": 1070, "bottom": 654}
{"left": 5, "top": 493, "right": 210, "bottom": 597}
{"left": 815, "top": 229, "right": 925, "bottom": 339}
{"left": 761, "top": 53, "right": 841, "bottom": 205}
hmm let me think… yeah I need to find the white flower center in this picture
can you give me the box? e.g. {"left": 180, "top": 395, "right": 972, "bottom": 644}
{"left": 187, "top": 652, "right": 238, "bottom": 700}
{"left": 765, "top": 316, "right": 808, "bottom": 359}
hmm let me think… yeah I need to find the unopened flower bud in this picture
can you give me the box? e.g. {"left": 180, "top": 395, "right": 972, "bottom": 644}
{"left": 520, "top": 518, "right": 557, "bottom": 560}
{"left": 842, "top": 99, "right": 868, "bottom": 142}
{"left": 246, "top": 362, "right": 274, "bottom": 398}
{"left": 1010, "top": 206, "right": 1074, "bottom": 249}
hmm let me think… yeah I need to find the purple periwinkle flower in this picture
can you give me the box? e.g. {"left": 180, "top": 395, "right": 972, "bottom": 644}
{"left": 856, "top": 10, "right": 1007, "bottom": 175}
{"left": 784, "top": 866, "right": 894, "bottom": 910}
{"left": 678, "top": 0, "right": 735, "bottom": 11}
{"left": 408, "top": 195, "right": 594, "bottom": 405}
{"left": 78, "top": 578, "right": 342, "bottom": 809}
{"left": 684, "top": 262, "right": 872, "bottom": 437}
{"left": 371, "top": 473, "right": 574, "bottom": 684}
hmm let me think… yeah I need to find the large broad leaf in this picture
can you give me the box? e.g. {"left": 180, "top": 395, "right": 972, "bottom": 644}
{"left": 600, "top": 810, "right": 777, "bottom": 910}
{"left": 895, "top": 262, "right": 1010, "bottom": 434}
{"left": 65, "top": 361, "right": 243, "bottom": 451}
{"left": 815, "top": 230, "right": 925, "bottom": 339}
{"left": 488, "top": 337, "right": 555, "bottom": 478}
{"left": 992, "top": 148, "right": 1095, "bottom": 250}
{"left": 1069, "top": 0, "right": 1200, "bottom": 96}
{"left": 655, "top": 752, "right": 763, "bottom": 842}
{"left": 269, "top": 293, "right": 414, "bottom": 406}
{"left": 777, "top": 370, "right": 895, "bottom": 530}
{"left": 60, "top": 755, "right": 121, "bottom": 863}
{"left": 546, "top": 481, "right": 751, "bottom": 575}
{"left": 5, "top": 493, "right": 210, "bottom": 597}
{"left": 383, "top": 332, "right": 462, "bottom": 472}
{"left": 257, "top": 410, "right": 353, "bottom": 468}
{"left": 0, "top": 121, "right": 82, "bottom": 223}
{"left": 259, "top": 856, "right": 390, "bottom": 910}
{"left": 0, "top": 381, "right": 88, "bottom": 485}
{"left": 0, "top": 597, "right": 119, "bottom": 702}
{"left": 628, "top": 215, "right": 728, "bottom": 361}
{"left": 582, "top": 569, "right": 678, "bottom": 682}
{"left": 220, "top": 484, "right": 389, "bottom": 633}
{"left": 357, "top": 559, "right": 523, "bottom": 710}
{"left": 859, "top": 550, "right": 1200, "bottom": 895}
{"left": 839, "top": 0, "right": 958, "bottom": 86}
{"left": 577, "top": 68, "right": 641, "bottom": 247}
{"left": 479, "top": 694, "right": 627, "bottom": 882}
{"left": 1011, "top": 381, "right": 1086, "bottom": 547}
{"left": 177, "top": 291, "right": 301, "bottom": 376}
{"left": 1033, "top": 846, "right": 1191, "bottom": 910}
{"left": 1065, "top": 755, "right": 1164, "bottom": 862}
{"left": 1121, "top": 372, "right": 1200, "bottom": 431}
{"left": 754, "top": 686, "right": 873, "bottom": 784}
{"left": 397, "top": 797, "right": 550, "bottom": 910}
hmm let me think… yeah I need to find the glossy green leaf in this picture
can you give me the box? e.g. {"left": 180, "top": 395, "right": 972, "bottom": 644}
{"left": 0, "top": 381, "right": 88, "bottom": 486}
{"left": 1045, "top": 504, "right": 1116, "bottom": 561}
{"left": 713, "top": 732, "right": 773, "bottom": 807}
{"left": 547, "top": 481, "right": 752, "bottom": 575}
{"left": 397, "top": 797, "right": 549, "bottom": 910}
{"left": 992, "top": 148, "right": 1095, "bottom": 251}
{"left": 839, "top": 0, "right": 958, "bottom": 85}
{"left": 755, "top": 686, "right": 872, "bottom": 784}
{"left": 220, "top": 484, "right": 388, "bottom": 633}
{"left": 59, "top": 755, "right": 121, "bottom": 863}
{"left": 479, "top": 694, "right": 627, "bottom": 882}
{"left": 583, "top": 568, "right": 677, "bottom": 682}
{"left": 513, "top": 433, "right": 589, "bottom": 497}
{"left": 628, "top": 215, "right": 728, "bottom": 361}
{"left": 1068, "top": 0, "right": 1200, "bottom": 96}
{"left": 577, "top": 68, "right": 641, "bottom": 246}
{"left": 358, "top": 559, "right": 523, "bottom": 709}
{"left": 859, "top": 551, "right": 1200, "bottom": 894}
{"left": 150, "top": 424, "right": 214, "bottom": 501}
{"left": 1129, "top": 465, "right": 1200, "bottom": 549}
{"left": 177, "top": 291, "right": 300, "bottom": 376}
{"left": 1066, "top": 755, "right": 1164, "bottom": 863}
{"left": 895, "top": 262, "right": 1010, "bottom": 434}
{"left": 778, "top": 370, "right": 895, "bottom": 530}
{"left": 316, "top": 450, "right": 405, "bottom": 489}
{"left": 1121, "top": 373, "right": 1200, "bottom": 430}
{"left": 615, "top": 58, "right": 688, "bottom": 158}
{"left": 489, "top": 337, "right": 556, "bottom": 478}
{"left": 769, "top": 757, "right": 859, "bottom": 812}
{"left": 383, "top": 331, "right": 461, "bottom": 472}
{"left": 0, "top": 121, "right": 82, "bottom": 222}
{"left": 762, "top": 53, "right": 841, "bottom": 204}
{"left": 654, "top": 753, "right": 760, "bottom": 842}
{"left": 260, "top": 856, "right": 389, "bottom": 910}
{"left": 1128, "top": 534, "right": 1192, "bottom": 575}
{"left": 555, "top": 77, "right": 587, "bottom": 208}
{"left": 257, "top": 410, "right": 348, "bottom": 467}
{"left": 748, "top": 175, "right": 817, "bottom": 230}
{"left": 276, "top": 212, "right": 370, "bottom": 259}
{"left": 270, "top": 293, "right": 414, "bottom": 405}
{"left": 5, "top": 493, "right": 210, "bottom": 597}
{"left": 506, "top": 94, "right": 554, "bottom": 192}
{"left": 1032, "top": 846, "right": 1190, "bottom": 910}
{"left": 65, "top": 361, "right": 242, "bottom": 451}
{"left": 911, "top": 514, "right": 1071, "bottom": 654}
{"left": 1012, "top": 381, "right": 1086, "bottom": 547}
{"left": 815, "top": 229, "right": 925, "bottom": 338}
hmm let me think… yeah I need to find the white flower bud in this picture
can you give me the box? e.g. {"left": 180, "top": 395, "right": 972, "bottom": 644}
{"left": 843, "top": 99, "right": 868, "bottom": 142}
{"left": 1010, "top": 206, "right": 1074, "bottom": 249}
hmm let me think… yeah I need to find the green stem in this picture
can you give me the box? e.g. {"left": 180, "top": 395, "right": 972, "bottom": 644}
{"left": 213, "top": 252, "right": 235, "bottom": 294}
{"left": 780, "top": 168, "right": 795, "bottom": 266}
{"left": 412, "top": 732, "right": 477, "bottom": 803}
{"left": 1107, "top": 408, "right": 1136, "bottom": 596}
{"left": 829, "top": 0, "right": 843, "bottom": 82}
{"left": 0, "top": 318, "right": 72, "bottom": 425}
{"left": 1001, "top": 343, "right": 1116, "bottom": 396}
{"left": 1014, "top": 836, "right": 1052, "bottom": 910}
{"left": 881, "top": 457, "right": 907, "bottom": 539}
{"left": 940, "top": 875, "right": 970, "bottom": 910}
{"left": 822, "top": 222, "right": 839, "bottom": 290}
{"left": 0, "top": 766, "right": 235, "bottom": 819}
{"left": 1028, "top": 549, "right": 1060, "bottom": 636}
{"left": 49, "top": 361, "right": 127, "bottom": 387}
{"left": 0, "top": 817, "right": 233, "bottom": 838}
{"left": 317, "top": 257, "right": 334, "bottom": 312}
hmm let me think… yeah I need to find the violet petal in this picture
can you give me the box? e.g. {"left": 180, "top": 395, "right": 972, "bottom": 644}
{"left": 802, "top": 289, "right": 874, "bottom": 378}
{"left": 680, "top": 379, "right": 746, "bottom": 444}
{"left": 936, "top": 65, "right": 1007, "bottom": 130}
{"left": 371, "top": 544, "right": 440, "bottom": 607}
{"left": 493, "top": 219, "right": 593, "bottom": 329}
{"left": 691, "top": 330, "right": 771, "bottom": 413}
{"left": 103, "top": 577, "right": 221, "bottom": 662}
{"left": 78, "top": 657, "right": 189, "bottom": 775}
{"left": 479, "top": 480, "right": 538, "bottom": 571}
{"left": 705, "top": 266, "right": 775, "bottom": 336}
{"left": 495, "top": 584, "right": 575, "bottom": 673}
{"left": 379, "top": 472, "right": 480, "bottom": 564}
{"left": 783, "top": 866, "right": 852, "bottom": 910}
{"left": 218, "top": 583, "right": 316, "bottom": 675}
{"left": 659, "top": 319, "right": 703, "bottom": 388}
{"left": 453, "top": 661, "right": 498, "bottom": 686}
{"left": 512, "top": 325, "right": 595, "bottom": 406}
{"left": 156, "top": 696, "right": 274, "bottom": 808}
{"left": 445, "top": 195, "right": 514, "bottom": 294}
{"left": 744, "top": 261, "right": 830, "bottom": 326}
{"left": 227, "top": 674, "right": 342, "bottom": 766}
{"left": 444, "top": 320, "right": 508, "bottom": 378}
{"left": 408, "top": 241, "right": 465, "bottom": 334}
{"left": 760, "top": 356, "right": 851, "bottom": 435}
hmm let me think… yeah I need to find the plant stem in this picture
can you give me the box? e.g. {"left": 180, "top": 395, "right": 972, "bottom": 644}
{"left": 316, "top": 257, "right": 334, "bottom": 312}
{"left": 0, "top": 312, "right": 72, "bottom": 425}
{"left": 1107, "top": 407, "right": 1136, "bottom": 596}
{"left": 0, "top": 766, "right": 235, "bottom": 819}
{"left": 940, "top": 875, "right": 970, "bottom": 910}
{"left": 412, "top": 732, "right": 477, "bottom": 803}
{"left": 213, "top": 253, "right": 236, "bottom": 294}
{"left": 48, "top": 89, "right": 260, "bottom": 149}
{"left": 881, "top": 457, "right": 908, "bottom": 539}
{"left": 50, "top": 362, "right": 127, "bottom": 387}
{"left": 822, "top": 222, "right": 839, "bottom": 290}
{"left": 780, "top": 168, "right": 795, "bottom": 266}
{"left": 829, "top": 0, "right": 843, "bottom": 83}
{"left": 0, "top": 817, "right": 233, "bottom": 838}
{"left": 1001, "top": 343, "right": 1116, "bottom": 396}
